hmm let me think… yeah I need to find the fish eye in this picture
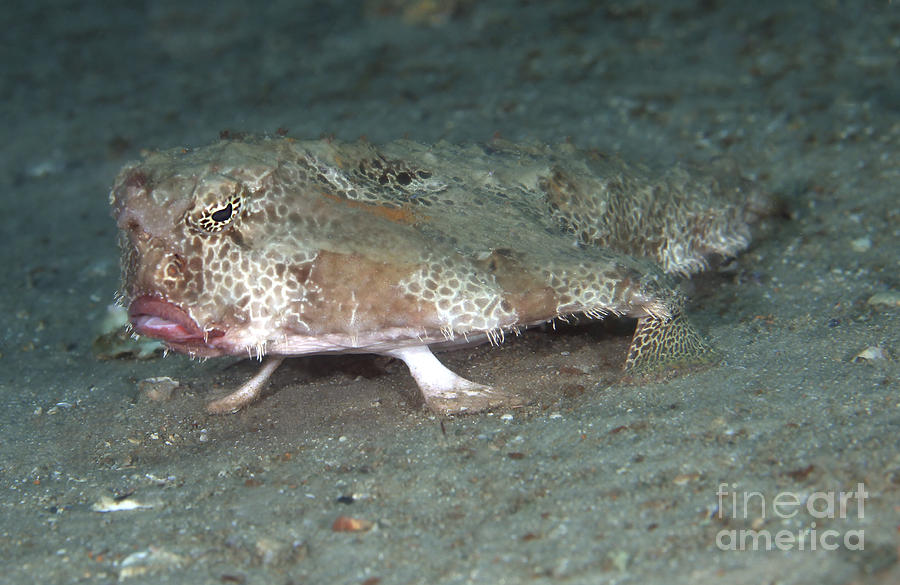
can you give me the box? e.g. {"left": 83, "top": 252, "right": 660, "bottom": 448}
{"left": 188, "top": 186, "right": 245, "bottom": 233}
{"left": 210, "top": 204, "right": 233, "bottom": 222}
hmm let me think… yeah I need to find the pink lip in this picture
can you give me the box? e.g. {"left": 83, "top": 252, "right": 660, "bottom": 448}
{"left": 129, "top": 296, "right": 214, "bottom": 344}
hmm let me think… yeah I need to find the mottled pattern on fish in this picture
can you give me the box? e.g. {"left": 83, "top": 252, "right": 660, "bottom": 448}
{"left": 110, "top": 136, "right": 766, "bottom": 414}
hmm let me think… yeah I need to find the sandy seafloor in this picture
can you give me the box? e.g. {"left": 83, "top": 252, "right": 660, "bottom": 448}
{"left": 2, "top": 0, "right": 899, "bottom": 583}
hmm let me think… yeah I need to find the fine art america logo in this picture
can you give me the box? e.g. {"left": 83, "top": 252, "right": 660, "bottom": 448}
{"left": 715, "top": 483, "right": 867, "bottom": 551}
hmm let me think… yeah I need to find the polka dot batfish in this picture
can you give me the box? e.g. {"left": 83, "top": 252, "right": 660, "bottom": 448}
{"left": 110, "top": 136, "right": 768, "bottom": 414}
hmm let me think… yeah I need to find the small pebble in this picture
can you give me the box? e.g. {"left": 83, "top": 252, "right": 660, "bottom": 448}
{"left": 867, "top": 291, "right": 900, "bottom": 308}
{"left": 255, "top": 537, "right": 297, "bottom": 566}
{"left": 332, "top": 515, "right": 373, "bottom": 532}
{"left": 850, "top": 236, "right": 872, "bottom": 252}
{"left": 672, "top": 472, "right": 700, "bottom": 485}
{"left": 137, "top": 377, "right": 180, "bottom": 402}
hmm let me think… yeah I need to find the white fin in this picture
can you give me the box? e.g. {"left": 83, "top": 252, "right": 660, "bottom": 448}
{"left": 385, "top": 345, "right": 524, "bottom": 414}
{"left": 206, "top": 356, "right": 285, "bottom": 414}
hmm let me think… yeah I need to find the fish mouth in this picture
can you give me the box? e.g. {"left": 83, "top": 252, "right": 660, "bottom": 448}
{"left": 129, "top": 296, "right": 223, "bottom": 348}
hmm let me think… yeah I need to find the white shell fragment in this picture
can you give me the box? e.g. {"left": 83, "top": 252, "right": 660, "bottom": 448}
{"left": 91, "top": 495, "right": 156, "bottom": 513}
{"left": 118, "top": 547, "right": 188, "bottom": 580}
{"left": 852, "top": 346, "right": 888, "bottom": 363}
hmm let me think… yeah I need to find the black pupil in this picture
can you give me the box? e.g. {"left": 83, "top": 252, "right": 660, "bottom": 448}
{"left": 211, "top": 203, "right": 232, "bottom": 222}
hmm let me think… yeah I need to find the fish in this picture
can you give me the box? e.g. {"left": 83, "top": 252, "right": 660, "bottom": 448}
{"left": 109, "top": 136, "right": 767, "bottom": 414}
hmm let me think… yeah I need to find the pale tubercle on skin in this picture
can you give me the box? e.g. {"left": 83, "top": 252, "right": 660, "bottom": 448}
{"left": 206, "top": 356, "right": 285, "bottom": 414}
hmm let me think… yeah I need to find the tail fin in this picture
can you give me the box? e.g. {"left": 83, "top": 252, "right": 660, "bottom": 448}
{"left": 624, "top": 312, "right": 717, "bottom": 374}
